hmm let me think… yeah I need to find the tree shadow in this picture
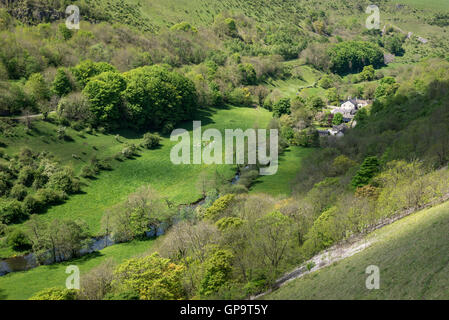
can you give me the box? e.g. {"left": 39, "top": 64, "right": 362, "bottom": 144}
{"left": 0, "top": 288, "right": 7, "bottom": 300}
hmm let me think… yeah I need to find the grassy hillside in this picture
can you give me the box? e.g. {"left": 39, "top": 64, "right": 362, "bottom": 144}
{"left": 250, "top": 146, "right": 312, "bottom": 196}
{"left": 265, "top": 200, "right": 449, "bottom": 300}
{"left": 3, "top": 106, "right": 272, "bottom": 234}
{"left": 392, "top": 0, "right": 449, "bottom": 11}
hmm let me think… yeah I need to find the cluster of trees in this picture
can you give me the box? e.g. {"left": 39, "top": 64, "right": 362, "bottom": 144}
{"left": 51, "top": 62, "right": 199, "bottom": 131}
{"left": 328, "top": 41, "right": 384, "bottom": 75}
{"left": 0, "top": 148, "right": 79, "bottom": 227}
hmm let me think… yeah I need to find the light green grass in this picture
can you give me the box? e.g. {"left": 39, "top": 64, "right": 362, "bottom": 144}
{"left": 250, "top": 147, "right": 312, "bottom": 196}
{"left": 0, "top": 239, "right": 154, "bottom": 300}
{"left": 265, "top": 200, "right": 449, "bottom": 300}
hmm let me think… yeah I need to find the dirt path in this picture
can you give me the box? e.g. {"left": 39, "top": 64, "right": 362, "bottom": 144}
{"left": 0, "top": 111, "right": 56, "bottom": 121}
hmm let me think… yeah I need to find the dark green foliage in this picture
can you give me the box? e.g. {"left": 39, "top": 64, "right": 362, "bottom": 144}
{"left": 7, "top": 229, "right": 31, "bottom": 251}
{"left": 383, "top": 35, "right": 405, "bottom": 56}
{"left": 307, "top": 96, "right": 325, "bottom": 110}
{"left": 359, "top": 65, "right": 375, "bottom": 81}
{"left": 17, "top": 166, "right": 35, "bottom": 187}
{"left": 10, "top": 184, "right": 28, "bottom": 201}
{"left": 328, "top": 41, "right": 384, "bottom": 75}
{"left": 122, "top": 65, "right": 198, "bottom": 130}
{"left": 0, "top": 198, "right": 28, "bottom": 224}
{"left": 58, "top": 23, "right": 72, "bottom": 40}
{"left": 374, "top": 77, "right": 399, "bottom": 100}
{"left": 332, "top": 113, "right": 343, "bottom": 125}
{"left": 428, "top": 13, "right": 449, "bottom": 27}
{"left": 238, "top": 63, "right": 257, "bottom": 85}
{"left": 351, "top": 156, "right": 380, "bottom": 188}
{"left": 273, "top": 98, "right": 291, "bottom": 117}
{"left": 52, "top": 68, "right": 72, "bottom": 96}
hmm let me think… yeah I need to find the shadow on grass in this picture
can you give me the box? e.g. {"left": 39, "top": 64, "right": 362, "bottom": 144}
{"left": 0, "top": 288, "right": 7, "bottom": 300}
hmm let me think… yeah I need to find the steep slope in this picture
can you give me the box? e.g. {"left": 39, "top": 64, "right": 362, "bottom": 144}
{"left": 265, "top": 199, "right": 449, "bottom": 299}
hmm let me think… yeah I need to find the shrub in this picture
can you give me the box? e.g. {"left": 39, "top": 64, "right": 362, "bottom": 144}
{"left": 0, "top": 199, "right": 28, "bottom": 224}
{"left": 0, "top": 222, "right": 6, "bottom": 236}
{"left": 10, "top": 184, "right": 28, "bottom": 201}
{"left": 141, "top": 133, "right": 161, "bottom": 149}
{"left": 29, "top": 287, "right": 78, "bottom": 300}
{"left": 113, "top": 252, "right": 186, "bottom": 300}
{"left": 35, "top": 188, "right": 67, "bottom": 205}
{"left": 227, "top": 87, "right": 252, "bottom": 107}
{"left": 204, "top": 194, "right": 235, "bottom": 221}
{"left": 332, "top": 113, "right": 343, "bottom": 125}
{"left": 22, "top": 195, "right": 44, "bottom": 214}
{"left": 17, "top": 166, "right": 35, "bottom": 187}
{"left": 57, "top": 92, "right": 93, "bottom": 124}
{"left": 80, "top": 165, "right": 96, "bottom": 178}
{"left": 7, "top": 229, "right": 31, "bottom": 250}
{"left": 47, "top": 167, "right": 80, "bottom": 194}
{"left": 273, "top": 98, "right": 291, "bottom": 117}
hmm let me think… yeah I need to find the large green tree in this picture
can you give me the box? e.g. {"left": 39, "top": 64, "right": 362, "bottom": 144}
{"left": 122, "top": 65, "right": 197, "bottom": 130}
{"left": 82, "top": 71, "right": 126, "bottom": 125}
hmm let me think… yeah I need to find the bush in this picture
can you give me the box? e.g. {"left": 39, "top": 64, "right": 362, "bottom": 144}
{"left": 200, "top": 249, "right": 234, "bottom": 297}
{"left": 57, "top": 92, "right": 93, "bottom": 124}
{"left": 10, "top": 184, "right": 28, "bottom": 201}
{"left": 29, "top": 287, "right": 78, "bottom": 300}
{"left": 80, "top": 165, "right": 97, "bottom": 178}
{"left": 272, "top": 98, "right": 291, "bottom": 117}
{"left": 227, "top": 87, "right": 252, "bottom": 107}
{"left": 7, "top": 229, "right": 31, "bottom": 251}
{"left": 0, "top": 199, "right": 28, "bottom": 224}
{"left": 17, "top": 166, "right": 35, "bottom": 187}
{"left": 204, "top": 194, "right": 235, "bottom": 221}
{"left": 22, "top": 195, "right": 44, "bottom": 214}
{"left": 141, "top": 133, "right": 161, "bottom": 149}
{"left": 52, "top": 68, "right": 72, "bottom": 96}
{"left": 47, "top": 167, "right": 80, "bottom": 194}
{"left": 35, "top": 188, "right": 67, "bottom": 205}
{"left": 0, "top": 222, "right": 6, "bottom": 236}
{"left": 351, "top": 157, "right": 380, "bottom": 188}
{"left": 332, "top": 113, "right": 343, "bottom": 125}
